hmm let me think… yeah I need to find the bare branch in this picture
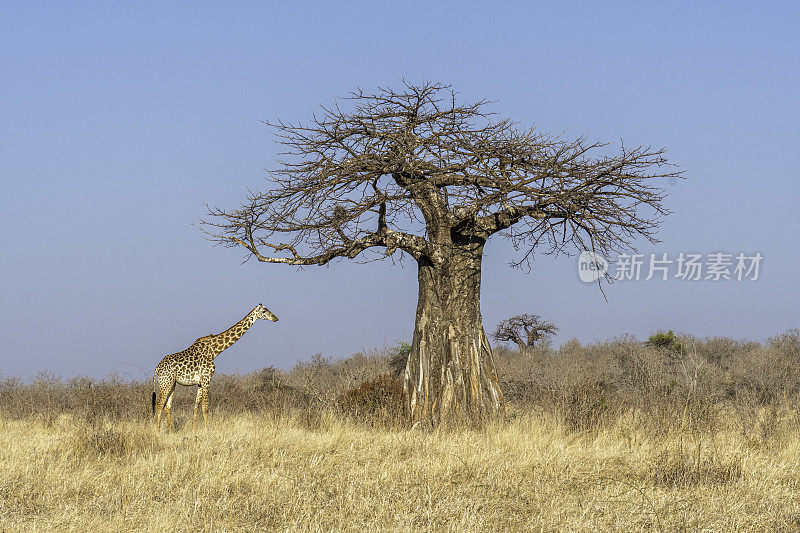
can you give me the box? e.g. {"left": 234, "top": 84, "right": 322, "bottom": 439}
{"left": 201, "top": 81, "right": 679, "bottom": 269}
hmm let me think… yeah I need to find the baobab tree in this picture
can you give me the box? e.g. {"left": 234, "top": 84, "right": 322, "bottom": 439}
{"left": 493, "top": 314, "right": 558, "bottom": 354}
{"left": 202, "top": 81, "right": 680, "bottom": 427}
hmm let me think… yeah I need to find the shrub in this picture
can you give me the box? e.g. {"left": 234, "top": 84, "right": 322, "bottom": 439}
{"left": 646, "top": 330, "right": 684, "bottom": 352}
{"left": 4, "top": 328, "right": 800, "bottom": 437}
{"left": 388, "top": 342, "right": 412, "bottom": 377}
{"left": 559, "top": 378, "right": 612, "bottom": 432}
{"left": 336, "top": 374, "right": 404, "bottom": 423}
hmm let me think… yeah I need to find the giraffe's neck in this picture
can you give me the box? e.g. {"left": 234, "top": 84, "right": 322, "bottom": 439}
{"left": 209, "top": 308, "right": 259, "bottom": 359}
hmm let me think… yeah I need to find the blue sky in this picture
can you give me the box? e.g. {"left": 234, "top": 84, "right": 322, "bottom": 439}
{"left": 1, "top": 2, "right": 798, "bottom": 378}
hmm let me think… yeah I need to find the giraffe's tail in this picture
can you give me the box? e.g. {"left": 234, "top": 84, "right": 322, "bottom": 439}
{"left": 151, "top": 374, "right": 158, "bottom": 416}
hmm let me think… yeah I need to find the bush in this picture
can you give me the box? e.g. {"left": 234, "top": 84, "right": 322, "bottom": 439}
{"left": 388, "top": 342, "right": 412, "bottom": 377}
{"left": 4, "top": 328, "right": 800, "bottom": 436}
{"left": 336, "top": 374, "right": 404, "bottom": 424}
{"left": 646, "top": 330, "right": 684, "bottom": 352}
{"left": 559, "top": 378, "right": 612, "bottom": 432}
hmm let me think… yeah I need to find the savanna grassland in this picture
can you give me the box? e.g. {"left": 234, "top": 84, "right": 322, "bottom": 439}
{"left": 1, "top": 331, "right": 799, "bottom": 531}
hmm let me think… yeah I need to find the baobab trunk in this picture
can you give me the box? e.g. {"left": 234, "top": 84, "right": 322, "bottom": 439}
{"left": 403, "top": 244, "right": 505, "bottom": 427}
{"left": 516, "top": 338, "right": 529, "bottom": 355}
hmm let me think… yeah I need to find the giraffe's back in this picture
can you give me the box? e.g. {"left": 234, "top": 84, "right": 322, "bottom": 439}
{"left": 155, "top": 351, "right": 183, "bottom": 375}
{"left": 155, "top": 348, "right": 214, "bottom": 386}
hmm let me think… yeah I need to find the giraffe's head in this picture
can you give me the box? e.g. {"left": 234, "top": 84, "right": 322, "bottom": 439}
{"left": 254, "top": 303, "right": 279, "bottom": 322}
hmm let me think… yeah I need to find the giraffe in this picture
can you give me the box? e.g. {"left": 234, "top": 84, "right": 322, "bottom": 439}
{"left": 152, "top": 303, "right": 278, "bottom": 432}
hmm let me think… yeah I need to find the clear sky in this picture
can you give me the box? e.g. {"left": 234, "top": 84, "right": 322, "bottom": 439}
{"left": 1, "top": 2, "right": 798, "bottom": 379}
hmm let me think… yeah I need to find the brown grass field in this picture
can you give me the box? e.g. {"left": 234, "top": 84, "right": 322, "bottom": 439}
{"left": 1, "top": 332, "right": 799, "bottom": 531}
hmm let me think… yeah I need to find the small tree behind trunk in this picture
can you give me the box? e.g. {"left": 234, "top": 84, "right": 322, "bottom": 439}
{"left": 493, "top": 314, "right": 559, "bottom": 354}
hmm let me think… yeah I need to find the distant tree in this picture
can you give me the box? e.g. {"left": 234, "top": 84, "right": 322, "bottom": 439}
{"left": 492, "top": 314, "right": 558, "bottom": 353}
{"left": 645, "top": 330, "right": 683, "bottom": 353}
{"left": 202, "top": 81, "right": 679, "bottom": 427}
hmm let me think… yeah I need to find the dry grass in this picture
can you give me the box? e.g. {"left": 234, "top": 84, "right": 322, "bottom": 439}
{"left": 1, "top": 408, "right": 799, "bottom": 531}
{"left": 2, "top": 332, "right": 799, "bottom": 530}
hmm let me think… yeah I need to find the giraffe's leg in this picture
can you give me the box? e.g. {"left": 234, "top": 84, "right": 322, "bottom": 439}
{"left": 201, "top": 385, "right": 210, "bottom": 429}
{"left": 164, "top": 384, "right": 176, "bottom": 434}
{"left": 155, "top": 379, "right": 173, "bottom": 431}
{"left": 192, "top": 386, "right": 203, "bottom": 430}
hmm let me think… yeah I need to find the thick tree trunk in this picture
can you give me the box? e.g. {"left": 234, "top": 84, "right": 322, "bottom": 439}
{"left": 526, "top": 330, "right": 538, "bottom": 350}
{"left": 515, "top": 338, "right": 528, "bottom": 355}
{"left": 403, "top": 245, "right": 505, "bottom": 427}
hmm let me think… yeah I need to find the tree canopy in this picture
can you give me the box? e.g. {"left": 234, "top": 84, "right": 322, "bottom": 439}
{"left": 203, "top": 81, "right": 680, "bottom": 268}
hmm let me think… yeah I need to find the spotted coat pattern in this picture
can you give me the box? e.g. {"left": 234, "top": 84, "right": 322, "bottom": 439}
{"left": 153, "top": 304, "right": 278, "bottom": 432}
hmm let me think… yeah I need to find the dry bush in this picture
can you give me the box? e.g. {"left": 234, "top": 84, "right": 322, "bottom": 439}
{"left": 558, "top": 378, "right": 612, "bottom": 432}
{"left": 336, "top": 374, "right": 405, "bottom": 427}
{"left": 2, "top": 330, "right": 800, "bottom": 438}
{"left": 680, "top": 334, "right": 760, "bottom": 367}
{"left": 283, "top": 349, "right": 394, "bottom": 406}
{"left": 492, "top": 329, "right": 800, "bottom": 435}
{"left": 211, "top": 368, "right": 312, "bottom": 416}
{"left": 726, "top": 336, "right": 800, "bottom": 404}
{"left": 0, "top": 374, "right": 151, "bottom": 423}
